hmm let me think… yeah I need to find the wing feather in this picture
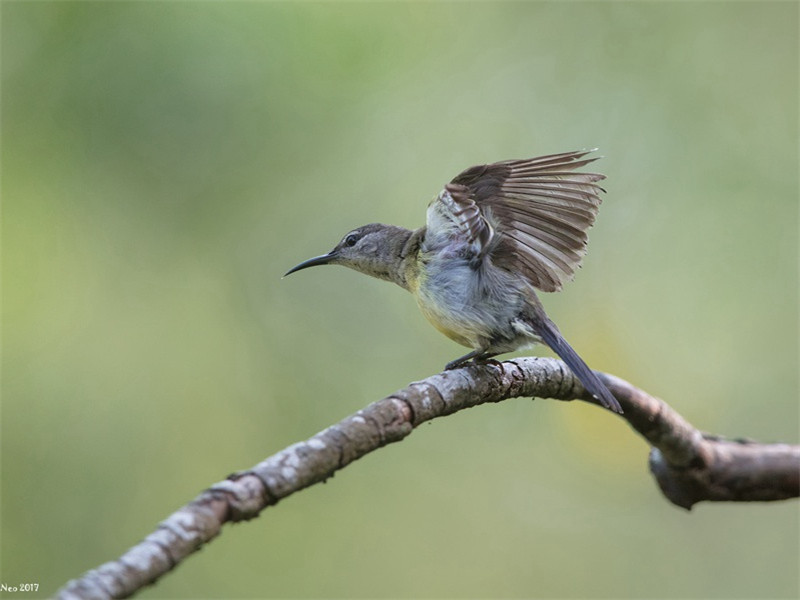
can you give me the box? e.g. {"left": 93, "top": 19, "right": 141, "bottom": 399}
{"left": 505, "top": 231, "right": 575, "bottom": 274}
{"left": 430, "top": 149, "right": 606, "bottom": 292}
{"left": 500, "top": 189, "right": 600, "bottom": 212}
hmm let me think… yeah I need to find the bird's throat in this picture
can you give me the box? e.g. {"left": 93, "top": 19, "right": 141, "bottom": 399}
{"left": 397, "top": 228, "right": 426, "bottom": 293}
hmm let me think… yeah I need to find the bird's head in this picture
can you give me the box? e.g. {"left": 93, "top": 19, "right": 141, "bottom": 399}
{"left": 284, "top": 223, "right": 412, "bottom": 284}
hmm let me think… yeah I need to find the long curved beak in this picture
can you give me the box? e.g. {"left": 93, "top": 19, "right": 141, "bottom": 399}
{"left": 283, "top": 252, "right": 336, "bottom": 277}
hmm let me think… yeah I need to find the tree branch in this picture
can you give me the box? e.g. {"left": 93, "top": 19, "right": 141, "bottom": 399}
{"left": 56, "top": 358, "right": 799, "bottom": 599}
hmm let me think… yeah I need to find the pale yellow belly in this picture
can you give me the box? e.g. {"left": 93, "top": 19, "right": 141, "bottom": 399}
{"left": 406, "top": 256, "right": 488, "bottom": 349}
{"left": 416, "top": 297, "right": 474, "bottom": 348}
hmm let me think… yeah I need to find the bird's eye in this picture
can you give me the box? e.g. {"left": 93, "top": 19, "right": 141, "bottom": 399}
{"left": 344, "top": 234, "right": 359, "bottom": 247}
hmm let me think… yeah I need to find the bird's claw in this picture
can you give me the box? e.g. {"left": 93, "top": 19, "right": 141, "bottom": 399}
{"left": 444, "top": 357, "right": 502, "bottom": 371}
{"left": 480, "top": 358, "right": 503, "bottom": 368}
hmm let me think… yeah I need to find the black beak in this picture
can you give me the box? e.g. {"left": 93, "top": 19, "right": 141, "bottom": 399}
{"left": 284, "top": 252, "right": 336, "bottom": 277}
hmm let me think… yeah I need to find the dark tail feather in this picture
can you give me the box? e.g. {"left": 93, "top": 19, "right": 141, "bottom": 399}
{"left": 535, "top": 318, "right": 623, "bottom": 414}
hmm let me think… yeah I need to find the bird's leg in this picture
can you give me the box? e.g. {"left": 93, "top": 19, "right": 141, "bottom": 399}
{"left": 444, "top": 347, "right": 496, "bottom": 370}
{"left": 444, "top": 349, "right": 484, "bottom": 370}
{"left": 473, "top": 352, "right": 503, "bottom": 369}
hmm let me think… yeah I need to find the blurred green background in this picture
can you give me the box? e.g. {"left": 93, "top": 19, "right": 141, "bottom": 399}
{"left": 2, "top": 2, "right": 798, "bottom": 598}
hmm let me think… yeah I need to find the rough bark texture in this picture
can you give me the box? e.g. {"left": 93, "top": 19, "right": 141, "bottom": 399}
{"left": 56, "top": 358, "right": 799, "bottom": 599}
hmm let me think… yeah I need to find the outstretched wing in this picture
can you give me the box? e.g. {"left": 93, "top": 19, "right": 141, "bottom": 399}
{"left": 432, "top": 149, "right": 606, "bottom": 292}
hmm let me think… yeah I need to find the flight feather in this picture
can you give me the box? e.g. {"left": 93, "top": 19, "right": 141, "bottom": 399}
{"left": 432, "top": 149, "right": 606, "bottom": 292}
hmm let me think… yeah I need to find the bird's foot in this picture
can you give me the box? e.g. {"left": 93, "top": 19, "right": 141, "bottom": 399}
{"left": 444, "top": 355, "right": 501, "bottom": 371}
{"left": 478, "top": 358, "right": 503, "bottom": 368}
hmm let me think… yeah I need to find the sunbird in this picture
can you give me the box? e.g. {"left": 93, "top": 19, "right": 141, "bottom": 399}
{"left": 285, "top": 150, "right": 622, "bottom": 414}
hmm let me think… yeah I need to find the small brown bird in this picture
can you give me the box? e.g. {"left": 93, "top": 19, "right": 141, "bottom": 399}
{"left": 286, "top": 150, "right": 622, "bottom": 413}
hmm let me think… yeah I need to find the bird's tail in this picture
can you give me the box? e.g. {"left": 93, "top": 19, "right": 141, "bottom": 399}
{"left": 534, "top": 318, "right": 623, "bottom": 414}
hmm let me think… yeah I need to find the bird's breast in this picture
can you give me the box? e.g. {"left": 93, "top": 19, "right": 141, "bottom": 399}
{"left": 413, "top": 252, "right": 527, "bottom": 349}
{"left": 415, "top": 292, "right": 475, "bottom": 348}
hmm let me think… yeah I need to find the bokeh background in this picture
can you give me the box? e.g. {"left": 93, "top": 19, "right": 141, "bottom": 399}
{"left": 2, "top": 2, "right": 798, "bottom": 598}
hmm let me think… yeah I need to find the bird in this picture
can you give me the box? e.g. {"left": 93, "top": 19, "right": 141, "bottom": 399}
{"left": 285, "top": 150, "right": 622, "bottom": 414}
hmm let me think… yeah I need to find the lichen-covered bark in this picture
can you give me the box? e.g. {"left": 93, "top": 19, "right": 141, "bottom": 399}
{"left": 56, "top": 358, "right": 799, "bottom": 599}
